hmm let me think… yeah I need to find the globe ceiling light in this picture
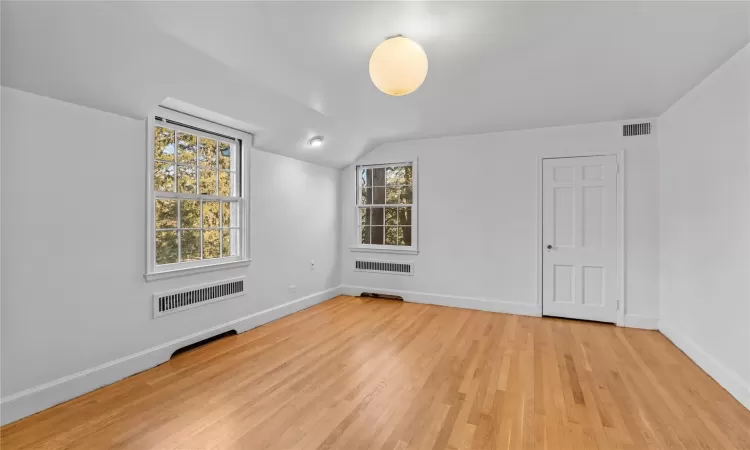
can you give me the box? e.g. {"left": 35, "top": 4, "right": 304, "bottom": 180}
{"left": 369, "top": 35, "right": 428, "bottom": 96}
{"left": 308, "top": 136, "right": 324, "bottom": 148}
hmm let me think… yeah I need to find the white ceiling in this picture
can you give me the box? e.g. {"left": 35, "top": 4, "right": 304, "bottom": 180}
{"left": 2, "top": 1, "right": 748, "bottom": 168}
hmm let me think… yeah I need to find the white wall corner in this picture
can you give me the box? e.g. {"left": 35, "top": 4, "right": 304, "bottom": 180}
{"left": 339, "top": 285, "right": 542, "bottom": 317}
{"left": 623, "top": 314, "right": 660, "bottom": 330}
{"left": 660, "top": 321, "right": 750, "bottom": 411}
{"left": 0, "top": 286, "right": 345, "bottom": 426}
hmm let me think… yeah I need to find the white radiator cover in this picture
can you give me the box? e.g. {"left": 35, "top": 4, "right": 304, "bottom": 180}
{"left": 153, "top": 277, "right": 245, "bottom": 318}
{"left": 354, "top": 259, "right": 414, "bottom": 276}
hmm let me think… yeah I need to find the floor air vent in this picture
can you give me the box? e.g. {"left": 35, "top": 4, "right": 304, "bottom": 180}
{"left": 360, "top": 292, "right": 404, "bottom": 301}
{"left": 354, "top": 259, "right": 413, "bottom": 276}
{"left": 623, "top": 122, "right": 651, "bottom": 136}
{"left": 171, "top": 330, "right": 237, "bottom": 358}
{"left": 153, "top": 277, "right": 245, "bottom": 318}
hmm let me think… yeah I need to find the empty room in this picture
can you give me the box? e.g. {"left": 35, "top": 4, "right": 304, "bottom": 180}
{"left": 1, "top": 1, "right": 749, "bottom": 449}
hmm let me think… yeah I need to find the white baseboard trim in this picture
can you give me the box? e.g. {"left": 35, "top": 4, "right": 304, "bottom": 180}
{"left": 623, "top": 314, "right": 659, "bottom": 330}
{"left": 340, "top": 286, "right": 657, "bottom": 329}
{"left": 660, "top": 321, "right": 750, "bottom": 411}
{"left": 340, "top": 285, "right": 541, "bottom": 317}
{"left": 0, "top": 285, "right": 344, "bottom": 426}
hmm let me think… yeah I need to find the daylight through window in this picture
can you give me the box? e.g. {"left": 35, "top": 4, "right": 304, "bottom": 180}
{"left": 152, "top": 121, "right": 242, "bottom": 267}
{"left": 357, "top": 163, "right": 413, "bottom": 246}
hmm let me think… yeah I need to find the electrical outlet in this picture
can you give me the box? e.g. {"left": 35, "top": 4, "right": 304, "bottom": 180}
{"left": 288, "top": 285, "right": 297, "bottom": 293}
{"left": 310, "top": 260, "right": 316, "bottom": 270}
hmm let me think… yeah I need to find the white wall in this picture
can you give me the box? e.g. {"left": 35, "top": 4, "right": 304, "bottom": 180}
{"left": 658, "top": 44, "right": 750, "bottom": 409}
{"left": 340, "top": 120, "right": 660, "bottom": 326}
{"left": 0, "top": 87, "right": 341, "bottom": 423}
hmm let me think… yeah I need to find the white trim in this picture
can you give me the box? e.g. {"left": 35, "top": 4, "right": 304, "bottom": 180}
{"left": 150, "top": 253, "right": 244, "bottom": 271}
{"left": 616, "top": 150, "right": 626, "bottom": 326}
{"left": 353, "top": 162, "right": 410, "bottom": 170}
{"left": 660, "top": 321, "right": 750, "bottom": 411}
{"left": 351, "top": 159, "right": 418, "bottom": 254}
{"left": 0, "top": 285, "right": 344, "bottom": 426}
{"left": 146, "top": 114, "right": 156, "bottom": 275}
{"left": 623, "top": 314, "right": 659, "bottom": 330}
{"left": 145, "top": 107, "right": 252, "bottom": 281}
{"left": 339, "top": 285, "right": 541, "bottom": 317}
{"left": 340, "top": 284, "right": 654, "bottom": 328}
{"left": 536, "top": 151, "right": 626, "bottom": 326}
{"left": 348, "top": 245, "right": 419, "bottom": 255}
{"left": 144, "top": 258, "right": 252, "bottom": 282}
{"left": 150, "top": 192, "right": 242, "bottom": 202}
{"left": 155, "top": 107, "right": 252, "bottom": 142}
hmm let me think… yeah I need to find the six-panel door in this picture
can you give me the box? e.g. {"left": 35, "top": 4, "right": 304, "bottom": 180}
{"left": 542, "top": 155, "right": 618, "bottom": 323}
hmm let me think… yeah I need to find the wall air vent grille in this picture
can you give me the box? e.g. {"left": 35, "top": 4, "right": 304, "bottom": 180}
{"left": 354, "top": 259, "right": 413, "bottom": 276}
{"left": 623, "top": 122, "right": 652, "bottom": 136}
{"left": 153, "top": 277, "right": 245, "bottom": 318}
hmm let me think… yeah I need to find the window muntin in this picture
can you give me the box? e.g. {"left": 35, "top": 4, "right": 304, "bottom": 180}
{"left": 152, "top": 122, "right": 242, "bottom": 267}
{"left": 357, "top": 163, "right": 413, "bottom": 247}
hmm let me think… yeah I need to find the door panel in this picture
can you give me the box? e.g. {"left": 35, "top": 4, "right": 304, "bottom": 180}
{"left": 553, "top": 265, "right": 575, "bottom": 303}
{"left": 554, "top": 187, "right": 575, "bottom": 246}
{"left": 542, "top": 155, "right": 618, "bottom": 323}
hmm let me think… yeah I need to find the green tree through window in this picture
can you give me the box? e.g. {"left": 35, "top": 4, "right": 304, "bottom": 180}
{"left": 357, "top": 163, "right": 414, "bottom": 247}
{"left": 153, "top": 123, "right": 241, "bottom": 266}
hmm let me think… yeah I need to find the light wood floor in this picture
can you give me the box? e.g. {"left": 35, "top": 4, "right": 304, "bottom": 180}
{"left": 2, "top": 296, "right": 749, "bottom": 450}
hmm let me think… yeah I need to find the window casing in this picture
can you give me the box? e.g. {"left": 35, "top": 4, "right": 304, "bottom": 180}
{"left": 146, "top": 108, "right": 250, "bottom": 280}
{"left": 351, "top": 161, "right": 418, "bottom": 254}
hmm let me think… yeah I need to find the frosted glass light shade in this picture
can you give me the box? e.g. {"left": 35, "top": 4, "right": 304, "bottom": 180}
{"left": 369, "top": 36, "right": 428, "bottom": 96}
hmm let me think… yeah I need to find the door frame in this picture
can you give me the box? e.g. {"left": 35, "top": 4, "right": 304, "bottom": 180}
{"left": 536, "top": 151, "right": 626, "bottom": 326}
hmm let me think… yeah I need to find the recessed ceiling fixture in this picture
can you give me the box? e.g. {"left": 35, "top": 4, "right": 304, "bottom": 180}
{"left": 369, "top": 35, "right": 428, "bottom": 97}
{"left": 308, "top": 136, "right": 324, "bottom": 148}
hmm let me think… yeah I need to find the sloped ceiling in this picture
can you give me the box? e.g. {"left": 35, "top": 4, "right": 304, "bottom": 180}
{"left": 2, "top": 1, "right": 748, "bottom": 168}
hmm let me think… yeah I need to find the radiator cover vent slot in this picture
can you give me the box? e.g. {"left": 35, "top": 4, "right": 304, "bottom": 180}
{"left": 623, "top": 122, "right": 651, "bottom": 136}
{"left": 354, "top": 259, "right": 413, "bottom": 276}
{"left": 153, "top": 277, "right": 245, "bottom": 318}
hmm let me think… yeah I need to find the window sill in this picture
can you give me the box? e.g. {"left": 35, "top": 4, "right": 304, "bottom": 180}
{"left": 144, "top": 259, "right": 252, "bottom": 282}
{"left": 348, "top": 245, "right": 419, "bottom": 255}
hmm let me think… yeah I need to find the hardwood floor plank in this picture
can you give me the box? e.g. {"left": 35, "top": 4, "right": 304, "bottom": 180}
{"left": 2, "top": 296, "right": 749, "bottom": 450}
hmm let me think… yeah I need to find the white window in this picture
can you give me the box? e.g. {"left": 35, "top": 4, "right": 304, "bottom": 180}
{"left": 351, "top": 161, "right": 418, "bottom": 254}
{"left": 145, "top": 108, "right": 250, "bottom": 281}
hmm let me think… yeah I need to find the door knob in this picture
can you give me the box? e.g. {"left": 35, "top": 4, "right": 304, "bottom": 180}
{"left": 546, "top": 245, "right": 553, "bottom": 250}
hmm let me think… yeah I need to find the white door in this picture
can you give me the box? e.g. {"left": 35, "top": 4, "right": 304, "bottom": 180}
{"left": 542, "top": 155, "right": 618, "bottom": 323}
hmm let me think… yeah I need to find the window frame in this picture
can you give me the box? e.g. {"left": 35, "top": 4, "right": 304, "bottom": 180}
{"left": 145, "top": 107, "right": 251, "bottom": 281}
{"left": 349, "top": 160, "right": 419, "bottom": 255}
